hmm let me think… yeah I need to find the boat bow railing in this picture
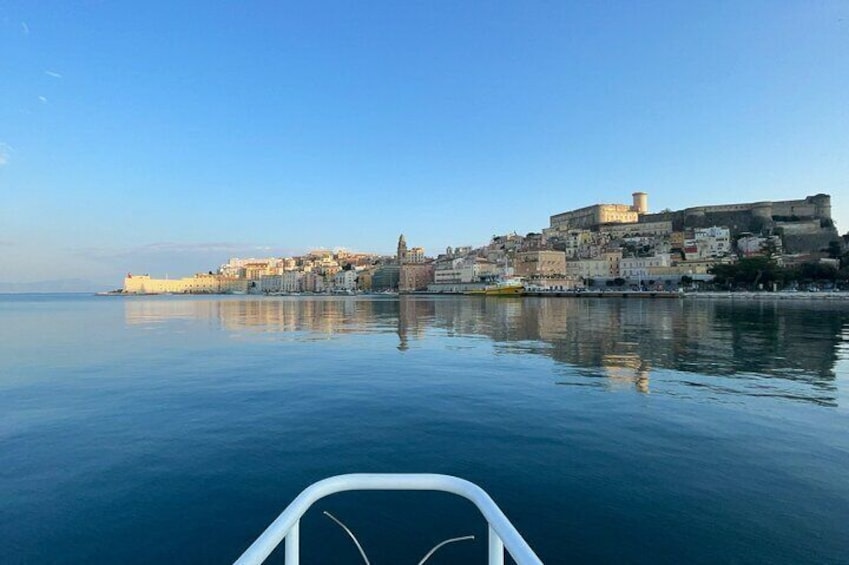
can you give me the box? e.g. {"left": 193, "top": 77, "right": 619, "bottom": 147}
{"left": 233, "top": 473, "right": 543, "bottom": 565}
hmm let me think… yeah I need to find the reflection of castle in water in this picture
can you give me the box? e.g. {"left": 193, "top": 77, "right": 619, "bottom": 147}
{"left": 125, "top": 296, "right": 848, "bottom": 406}
{"left": 601, "top": 354, "right": 651, "bottom": 393}
{"left": 125, "top": 296, "right": 403, "bottom": 336}
{"left": 417, "top": 297, "right": 846, "bottom": 405}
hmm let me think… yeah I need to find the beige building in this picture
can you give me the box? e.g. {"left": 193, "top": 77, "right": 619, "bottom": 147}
{"left": 218, "top": 277, "right": 249, "bottom": 293}
{"left": 357, "top": 269, "right": 374, "bottom": 291}
{"left": 406, "top": 247, "right": 426, "bottom": 264}
{"left": 302, "top": 272, "right": 325, "bottom": 293}
{"left": 565, "top": 258, "right": 612, "bottom": 280}
{"left": 400, "top": 262, "right": 434, "bottom": 292}
{"left": 599, "top": 220, "right": 672, "bottom": 238}
{"left": 123, "top": 273, "right": 248, "bottom": 294}
{"left": 563, "top": 250, "right": 621, "bottom": 280}
{"left": 601, "top": 250, "right": 622, "bottom": 277}
{"left": 513, "top": 250, "right": 567, "bottom": 278}
{"left": 242, "top": 263, "right": 268, "bottom": 280}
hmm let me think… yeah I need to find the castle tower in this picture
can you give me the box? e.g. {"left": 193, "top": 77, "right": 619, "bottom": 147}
{"left": 632, "top": 192, "right": 648, "bottom": 214}
{"left": 810, "top": 194, "right": 832, "bottom": 220}
{"left": 397, "top": 234, "right": 407, "bottom": 264}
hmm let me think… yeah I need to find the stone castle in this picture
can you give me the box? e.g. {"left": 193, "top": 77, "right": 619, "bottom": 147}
{"left": 550, "top": 193, "right": 838, "bottom": 254}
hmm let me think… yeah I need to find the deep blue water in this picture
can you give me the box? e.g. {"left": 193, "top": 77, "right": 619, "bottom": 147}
{"left": 1, "top": 294, "right": 848, "bottom": 564}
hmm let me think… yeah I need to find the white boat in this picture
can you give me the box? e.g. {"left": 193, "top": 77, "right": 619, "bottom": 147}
{"left": 234, "top": 473, "right": 543, "bottom": 564}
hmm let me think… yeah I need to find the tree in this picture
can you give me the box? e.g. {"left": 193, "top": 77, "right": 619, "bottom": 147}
{"left": 827, "top": 240, "right": 843, "bottom": 260}
{"left": 709, "top": 256, "right": 783, "bottom": 290}
{"left": 796, "top": 262, "right": 837, "bottom": 282}
{"left": 709, "top": 263, "right": 735, "bottom": 287}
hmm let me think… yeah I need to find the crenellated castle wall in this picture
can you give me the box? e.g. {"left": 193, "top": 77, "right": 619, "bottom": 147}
{"left": 640, "top": 194, "right": 833, "bottom": 233}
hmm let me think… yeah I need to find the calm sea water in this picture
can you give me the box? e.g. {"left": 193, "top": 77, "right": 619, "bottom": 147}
{"left": 1, "top": 294, "right": 848, "bottom": 564}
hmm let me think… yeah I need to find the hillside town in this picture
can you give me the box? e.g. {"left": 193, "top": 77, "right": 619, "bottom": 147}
{"left": 123, "top": 192, "right": 848, "bottom": 295}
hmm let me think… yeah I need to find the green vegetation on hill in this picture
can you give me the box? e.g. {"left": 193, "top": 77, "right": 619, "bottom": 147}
{"left": 709, "top": 255, "right": 849, "bottom": 290}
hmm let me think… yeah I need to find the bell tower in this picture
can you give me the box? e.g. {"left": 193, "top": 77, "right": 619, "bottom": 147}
{"left": 397, "top": 234, "right": 407, "bottom": 265}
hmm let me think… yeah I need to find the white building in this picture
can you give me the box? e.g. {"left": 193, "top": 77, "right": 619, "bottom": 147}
{"left": 259, "top": 275, "right": 282, "bottom": 293}
{"left": 433, "top": 257, "right": 498, "bottom": 284}
{"left": 620, "top": 254, "right": 671, "bottom": 280}
{"left": 333, "top": 270, "right": 358, "bottom": 291}
{"left": 281, "top": 271, "right": 303, "bottom": 293}
{"left": 683, "top": 226, "right": 731, "bottom": 260}
{"left": 737, "top": 234, "right": 782, "bottom": 258}
{"left": 219, "top": 257, "right": 284, "bottom": 278}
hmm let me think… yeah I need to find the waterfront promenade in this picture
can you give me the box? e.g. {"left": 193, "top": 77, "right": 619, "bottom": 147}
{"left": 462, "top": 289, "right": 849, "bottom": 301}
{"left": 683, "top": 290, "right": 849, "bottom": 301}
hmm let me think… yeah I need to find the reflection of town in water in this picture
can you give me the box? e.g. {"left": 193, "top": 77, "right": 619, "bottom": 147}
{"left": 125, "top": 296, "right": 849, "bottom": 406}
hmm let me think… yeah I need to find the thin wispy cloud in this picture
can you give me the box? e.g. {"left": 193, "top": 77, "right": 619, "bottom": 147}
{"left": 44, "top": 70, "right": 62, "bottom": 79}
{"left": 75, "top": 242, "right": 283, "bottom": 261}
{"left": 136, "top": 242, "right": 275, "bottom": 254}
{"left": 38, "top": 96, "right": 48, "bottom": 104}
{"left": 0, "top": 143, "right": 12, "bottom": 167}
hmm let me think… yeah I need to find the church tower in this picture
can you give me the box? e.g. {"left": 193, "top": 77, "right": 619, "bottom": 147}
{"left": 397, "top": 234, "right": 407, "bottom": 265}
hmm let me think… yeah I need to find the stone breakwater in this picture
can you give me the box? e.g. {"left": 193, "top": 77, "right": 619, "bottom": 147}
{"left": 686, "top": 291, "right": 849, "bottom": 301}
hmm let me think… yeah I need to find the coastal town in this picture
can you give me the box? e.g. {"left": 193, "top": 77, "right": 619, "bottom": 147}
{"left": 122, "top": 192, "right": 848, "bottom": 295}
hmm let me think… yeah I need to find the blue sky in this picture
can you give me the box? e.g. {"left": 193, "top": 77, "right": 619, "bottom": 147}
{"left": 1, "top": 1, "right": 847, "bottom": 286}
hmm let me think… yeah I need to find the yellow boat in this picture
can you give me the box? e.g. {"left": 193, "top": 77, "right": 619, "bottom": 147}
{"left": 482, "top": 278, "right": 525, "bottom": 296}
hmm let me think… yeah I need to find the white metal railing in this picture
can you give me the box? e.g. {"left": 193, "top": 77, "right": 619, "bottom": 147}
{"left": 234, "top": 473, "right": 544, "bottom": 565}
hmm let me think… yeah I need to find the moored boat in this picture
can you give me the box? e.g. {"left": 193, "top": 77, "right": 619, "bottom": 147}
{"left": 483, "top": 278, "right": 525, "bottom": 296}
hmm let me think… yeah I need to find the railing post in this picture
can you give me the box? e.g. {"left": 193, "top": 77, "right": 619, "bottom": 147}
{"left": 488, "top": 525, "right": 504, "bottom": 565}
{"left": 285, "top": 520, "right": 300, "bottom": 565}
{"left": 235, "top": 474, "right": 542, "bottom": 565}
